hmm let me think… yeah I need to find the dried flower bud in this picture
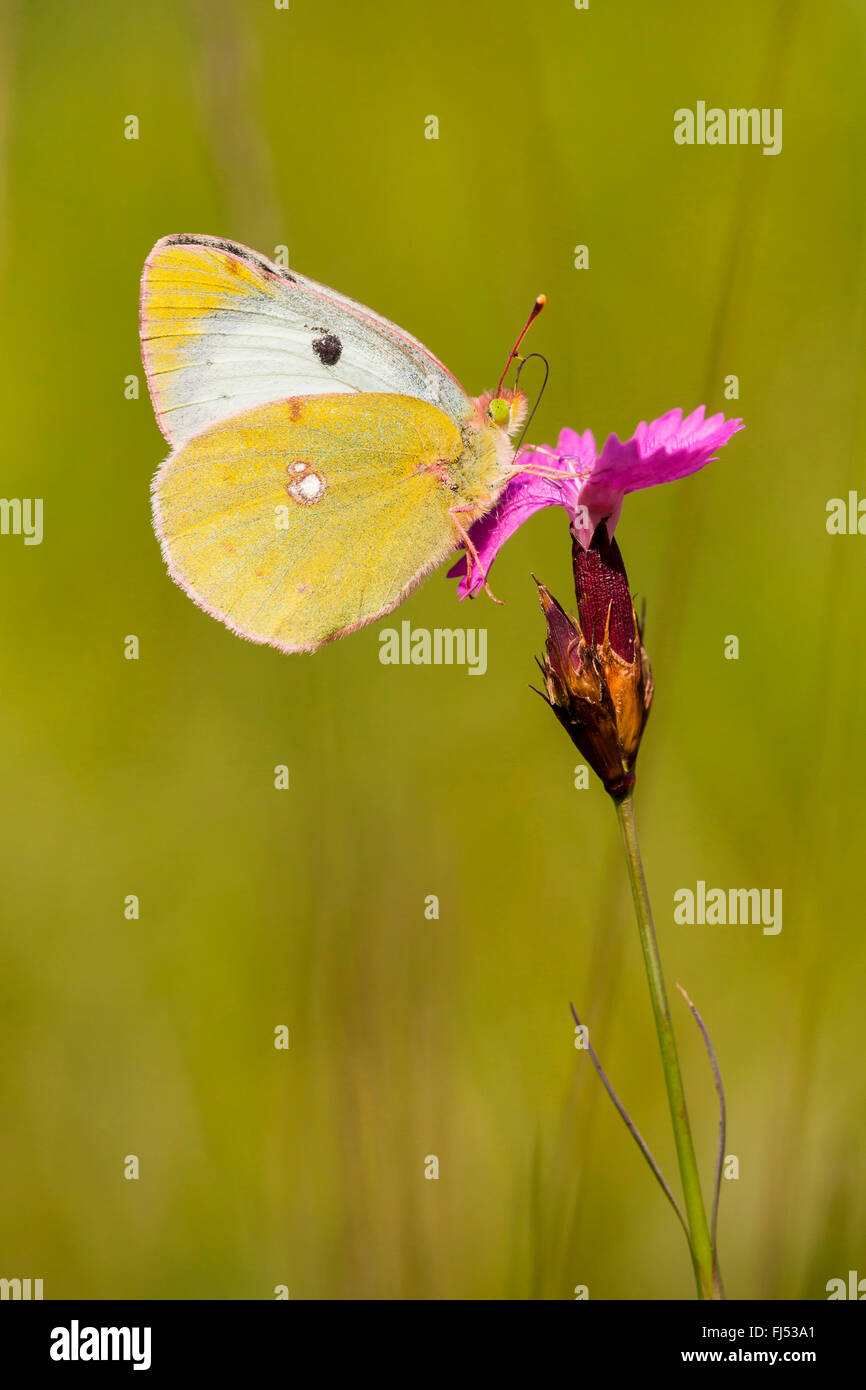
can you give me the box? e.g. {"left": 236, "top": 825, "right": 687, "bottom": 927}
{"left": 535, "top": 524, "right": 653, "bottom": 799}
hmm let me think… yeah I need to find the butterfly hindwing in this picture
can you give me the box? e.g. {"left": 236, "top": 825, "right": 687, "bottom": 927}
{"left": 140, "top": 235, "right": 470, "bottom": 448}
{"left": 152, "top": 393, "right": 466, "bottom": 652}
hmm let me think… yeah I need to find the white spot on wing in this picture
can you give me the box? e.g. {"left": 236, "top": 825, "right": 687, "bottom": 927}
{"left": 286, "top": 461, "right": 327, "bottom": 506}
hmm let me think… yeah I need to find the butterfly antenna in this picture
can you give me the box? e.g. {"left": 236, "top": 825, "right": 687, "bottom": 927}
{"left": 496, "top": 294, "right": 546, "bottom": 395}
{"left": 513, "top": 351, "right": 550, "bottom": 450}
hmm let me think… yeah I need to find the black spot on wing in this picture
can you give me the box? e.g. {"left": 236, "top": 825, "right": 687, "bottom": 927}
{"left": 312, "top": 332, "right": 343, "bottom": 366}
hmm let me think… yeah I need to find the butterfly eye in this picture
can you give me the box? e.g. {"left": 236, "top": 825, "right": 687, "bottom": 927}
{"left": 487, "top": 397, "right": 511, "bottom": 428}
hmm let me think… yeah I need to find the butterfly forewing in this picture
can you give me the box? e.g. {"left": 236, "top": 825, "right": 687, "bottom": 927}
{"left": 140, "top": 236, "right": 470, "bottom": 447}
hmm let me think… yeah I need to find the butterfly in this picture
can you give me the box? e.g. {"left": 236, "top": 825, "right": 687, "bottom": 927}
{"left": 140, "top": 234, "right": 544, "bottom": 652}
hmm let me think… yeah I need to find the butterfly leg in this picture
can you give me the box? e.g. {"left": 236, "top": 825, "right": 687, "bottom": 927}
{"left": 506, "top": 463, "right": 588, "bottom": 483}
{"left": 507, "top": 444, "right": 589, "bottom": 484}
{"left": 448, "top": 504, "right": 503, "bottom": 605}
{"left": 518, "top": 443, "right": 560, "bottom": 459}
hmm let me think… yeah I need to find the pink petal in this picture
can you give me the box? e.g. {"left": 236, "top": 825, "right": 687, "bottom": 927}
{"left": 580, "top": 407, "right": 743, "bottom": 537}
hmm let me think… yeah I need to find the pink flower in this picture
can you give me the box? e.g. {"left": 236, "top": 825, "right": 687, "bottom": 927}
{"left": 449, "top": 407, "right": 743, "bottom": 598}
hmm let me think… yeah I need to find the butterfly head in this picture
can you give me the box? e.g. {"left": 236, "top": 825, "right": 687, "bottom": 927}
{"left": 475, "top": 388, "right": 529, "bottom": 437}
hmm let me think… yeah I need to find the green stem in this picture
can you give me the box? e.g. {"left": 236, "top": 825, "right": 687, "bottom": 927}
{"left": 614, "top": 789, "right": 720, "bottom": 1300}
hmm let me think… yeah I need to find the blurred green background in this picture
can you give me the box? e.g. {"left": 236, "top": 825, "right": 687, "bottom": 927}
{"left": 1, "top": 0, "right": 864, "bottom": 1300}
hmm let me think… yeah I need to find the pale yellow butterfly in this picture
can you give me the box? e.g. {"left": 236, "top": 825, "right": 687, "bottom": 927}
{"left": 140, "top": 235, "right": 543, "bottom": 652}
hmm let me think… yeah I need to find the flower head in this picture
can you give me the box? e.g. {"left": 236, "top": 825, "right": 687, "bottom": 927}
{"left": 450, "top": 406, "right": 743, "bottom": 597}
{"left": 535, "top": 525, "right": 653, "bottom": 799}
